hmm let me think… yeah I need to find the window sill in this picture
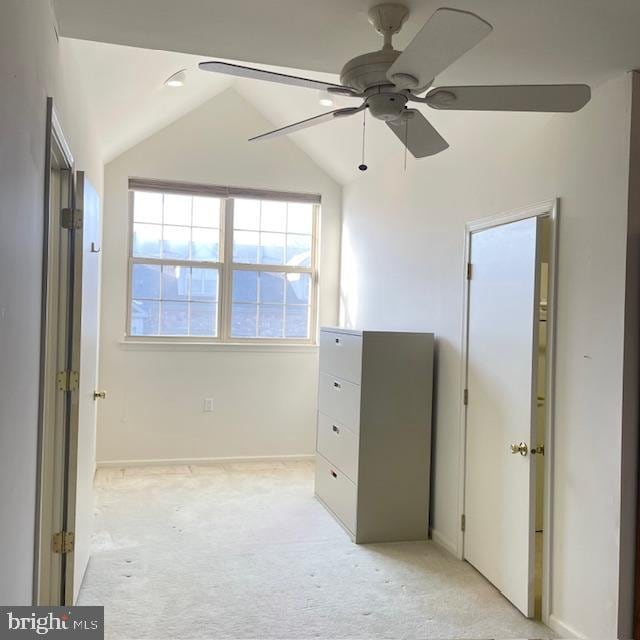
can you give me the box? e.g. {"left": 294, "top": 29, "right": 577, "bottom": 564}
{"left": 119, "top": 339, "right": 319, "bottom": 353}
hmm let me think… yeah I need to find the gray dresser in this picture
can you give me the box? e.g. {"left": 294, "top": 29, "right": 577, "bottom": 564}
{"left": 314, "top": 327, "right": 434, "bottom": 543}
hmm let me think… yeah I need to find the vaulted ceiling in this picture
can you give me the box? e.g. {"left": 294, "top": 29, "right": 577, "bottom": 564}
{"left": 55, "top": 0, "right": 640, "bottom": 183}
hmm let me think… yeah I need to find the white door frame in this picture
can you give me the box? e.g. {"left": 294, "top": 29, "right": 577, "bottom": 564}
{"left": 34, "top": 98, "right": 75, "bottom": 605}
{"left": 457, "top": 199, "right": 559, "bottom": 623}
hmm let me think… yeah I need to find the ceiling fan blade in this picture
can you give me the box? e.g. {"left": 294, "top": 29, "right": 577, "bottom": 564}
{"left": 387, "top": 110, "right": 449, "bottom": 158}
{"left": 249, "top": 106, "right": 365, "bottom": 142}
{"left": 424, "top": 84, "right": 591, "bottom": 112}
{"left": 387, "top": 8, "right": 492, "bottom": 93}
{"left": 199, "top": 61, "right": 358, "bottom": 95}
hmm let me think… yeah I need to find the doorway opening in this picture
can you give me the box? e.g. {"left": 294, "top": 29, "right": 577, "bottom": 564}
{"left": 35, "top": 98, "right": 103, "bottom": 606}
{"left": 459, "top": 200, "right": 557, "bottom": 623}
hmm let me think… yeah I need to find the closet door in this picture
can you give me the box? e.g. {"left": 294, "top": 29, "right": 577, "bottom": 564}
{"left": 464, "top": 216, "right": 542, "bottom": 617}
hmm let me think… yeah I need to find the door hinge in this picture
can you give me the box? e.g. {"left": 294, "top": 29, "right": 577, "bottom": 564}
{"left": 61, "top": 207, "right": 83, "bottom": 230}
{"left": 461, "top": 514, "right": 466, "bottom": 532}
{"left": 463, "top": 389, "right": 469, "bottom": 406}
{"left": 57, "top": 370, "right": 79, "bottom": 392}
{"left": 466, "top": 263, "right": 473, "bottom": 280}
{"left": 52, "top": 531, "right": 74, "bottom": 554}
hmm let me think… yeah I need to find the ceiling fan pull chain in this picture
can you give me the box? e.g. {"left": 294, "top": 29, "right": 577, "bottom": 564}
{"left": 358, "top": 109, "right": 368, "bottom": 171}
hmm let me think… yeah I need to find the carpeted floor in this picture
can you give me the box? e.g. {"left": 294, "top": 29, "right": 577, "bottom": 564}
{"left": 78, "top": 460, "right": 553, "bottom": 640}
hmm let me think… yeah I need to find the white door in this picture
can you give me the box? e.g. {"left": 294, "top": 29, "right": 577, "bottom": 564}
{"left": 64, "top": 172, "right": 102, "bottom": 603}
{"left": 464, "top": 216, "right": 541, "bottom": 616}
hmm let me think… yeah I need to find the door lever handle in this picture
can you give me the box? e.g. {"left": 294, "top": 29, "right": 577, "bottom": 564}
{"left": 510, "top": 442, "right": 528, "bottom": 456}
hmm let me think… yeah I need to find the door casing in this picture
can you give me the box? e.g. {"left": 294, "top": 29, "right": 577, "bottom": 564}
{"left": 457, "top": 199, "right": 558, "bottom": 624}
{"left": 35, "top": 98, "right": 75, "bottom": 605}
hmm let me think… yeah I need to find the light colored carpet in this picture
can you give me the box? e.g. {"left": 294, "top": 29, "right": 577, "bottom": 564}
{"left": 78, "top": 461, "right": 553, "bottom": 640}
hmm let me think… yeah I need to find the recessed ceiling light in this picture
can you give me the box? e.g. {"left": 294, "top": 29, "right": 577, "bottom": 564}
{"left": 165, "top": 69, "right": 187, "bottom": 88}
{"left": 318, "top": 91, "right": 334, "bottom": 108}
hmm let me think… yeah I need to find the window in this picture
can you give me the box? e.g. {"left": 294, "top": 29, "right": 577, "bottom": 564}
{"left": 128, "top": 180, "right": 319, "bottom": 343}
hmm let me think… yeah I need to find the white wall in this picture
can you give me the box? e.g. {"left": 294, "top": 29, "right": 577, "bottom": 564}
{"left": 0, "top": 1, "right": 103, "bottom": 604}
{"left": 98, "top": 88, "right": 342, "bottom": 464}
{"left": 340, "top": 75, "right": 632, "bottom": 638}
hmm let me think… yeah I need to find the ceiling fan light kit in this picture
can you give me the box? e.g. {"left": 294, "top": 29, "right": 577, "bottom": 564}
{"left": 199, "top": 4, "right": 592, "bottom": 162}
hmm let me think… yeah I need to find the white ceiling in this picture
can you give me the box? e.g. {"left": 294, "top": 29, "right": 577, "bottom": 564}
{"left": 56, "top": 0, "right": 640, "bottom": 183}
{"left": 61, "top": 40, "right": 233, "bottom": 162}
{"left": 62, "top": 38, "right": 376, "bottom": 181}
{"left": 53, "top": 0, "right": 640, "bottom": 85}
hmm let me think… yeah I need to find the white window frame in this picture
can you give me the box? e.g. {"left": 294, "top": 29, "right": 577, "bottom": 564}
{"left": 126, "top": 178, "right": 320, "bottom": 345}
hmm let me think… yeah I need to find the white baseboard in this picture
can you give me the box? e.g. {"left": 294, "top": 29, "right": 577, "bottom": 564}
{"left": 429, "top": 528, "right": 458, "bottom": 557}
{"left": 97, "top": 454, "right": 315, "bottom": 468}
{"left": 548, "top": 613, "right": 585, "bottom": 639}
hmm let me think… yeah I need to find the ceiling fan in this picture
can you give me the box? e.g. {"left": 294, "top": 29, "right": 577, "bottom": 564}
{"left": 199, "top": 3, "right": 591, "bottom": 159}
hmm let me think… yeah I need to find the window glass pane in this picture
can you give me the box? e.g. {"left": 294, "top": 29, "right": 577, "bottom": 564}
{"left": 162, "top": 265, "right": 190, "bottom": 300}
{"left": 190, "top": 302, "right": 217, "bottom": 336}
{"left": 163, "top": 194, "right": 191, "bottom": 226}
{"left": 259, "top": 232, "right": 285, "bottom": 265}
{"left": 287, "top": 202, "right": 313, "bottom": 234}
{"left": 286, "top": 234, "right": 311, "bottom": 267}
{"left": 261, "top": 201, "right": 286, "bottom": 232}
{"left": 260, "top": 272, "right": 285, "bottom": 304}
{"left": 132, "top": 263, "right": 161, "bottom": 299}
{"left": 191, "top": 268, "right": 218, "bottom": 301}
{"left": 134, "top": 191, "right": 162, "bottom": 224}
{"left": 131, "top": 300, "right": 160, "bottom": 336}
{"left": 163, "top": 225, "right": 190, "bottom": 259}
{"left": 232, "top": 304, "right": 258, "bottom": 337}
{"left": 286, "top": 272, "right": 311, "bottom": 305}
{"left": 233, "top": 230, "right": 259, "bottom": 264}
{"left": 192, "top": 197, "right": 220, "bottom": 228}
{"left": 160, "top": 301, "right": 188, "bottom": 335}
{"left": 232, "top": 271, "right": 258, "bottom": 303}
{"left": 130, "top": 189, "right": 316, "bottom": 341}
{"left": 234, "top": 198, "right": 260, "bottom": 230}
{"left": 192, "top": 227, "right": 219, "bottom": 261}
{"left": 285, "top": 305, "right": 310, "bottom": 338}
{"left": 133, "top": 223, "right": 162, "bottom": 258}
{"left": 259, "top": 304, "right": 284, "bottom": 338}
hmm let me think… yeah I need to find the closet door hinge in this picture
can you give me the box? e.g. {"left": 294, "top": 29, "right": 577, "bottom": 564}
{"left": 461, "top": 514, "right": 466, "bottom": 532}
{"left": 463, "top": 389, "right": 469, "bottom": 406}
{"left": 57, "top": 370, "right": 79, "bottom": 392}
{"left": 52, "top": 531, "right": 74, "bottom": 554}
{"left": 61, "top": 207, "right": 83, "bottom": 230}
{"left": 466, "top": 263, "right": 473, "bottom": 280}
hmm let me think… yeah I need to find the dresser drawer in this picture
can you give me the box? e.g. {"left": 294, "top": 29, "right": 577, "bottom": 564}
{"left": 317, "top": 413, "right": 359, "bottom": 483}
{"left": 315, "top": 453, "right": 357, "bottom": 534}
{"left": 318, "top": 373, "right": 361, "bottom": 433}
{"left": 319, "top": 330, "right": 362, "bottom": 384}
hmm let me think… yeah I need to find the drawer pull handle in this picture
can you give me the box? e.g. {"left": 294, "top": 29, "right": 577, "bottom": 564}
{"left": 330, "top": 470, "right": 337, "bottom": 478}
{"left": 335, "top": 338, "right": 341, "bottom": 345}
{"left": 332, "top": 425, "right": 340, "bottom": 435}
{"left": 333, "top": 381, "right": 341, "bottom": 389}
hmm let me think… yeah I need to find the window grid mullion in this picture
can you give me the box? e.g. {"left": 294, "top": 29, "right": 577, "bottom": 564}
{"left": 221, "top": 197, "right": 235, "bottom": 341}
{"left": 186, "top": 266, "right": 192, "bottom": 337}
{"left": 131, "top": 257, "right": 223, "bottom": 269}
{"left": 256, "top": 271, "right": 261, "bottom": 338}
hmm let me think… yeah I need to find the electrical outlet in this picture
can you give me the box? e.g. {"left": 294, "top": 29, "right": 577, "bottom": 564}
{"left": 203, "top": 398, "right": 214, "bottom": 413}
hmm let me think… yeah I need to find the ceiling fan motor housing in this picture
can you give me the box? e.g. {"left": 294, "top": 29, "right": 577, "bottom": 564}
{"left": 340, "top": 49, "right": 401, "bottom": 94}
{"left": 366, "top": 91, "right": 408, "bottom": 121}
{"left": 340, "top": 50, "right": 411, "bottom": 121}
